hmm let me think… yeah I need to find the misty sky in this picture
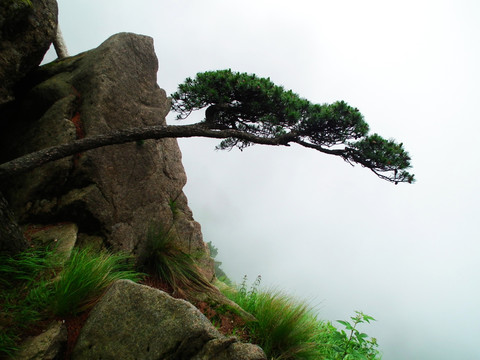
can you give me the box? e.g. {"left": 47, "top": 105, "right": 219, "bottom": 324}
{"left": 45, "top": 1, "right": 480, "bottom": 358}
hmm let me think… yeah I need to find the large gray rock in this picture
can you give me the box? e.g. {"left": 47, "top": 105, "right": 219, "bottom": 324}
{"left": 0, "top": 32, "right": 213, "bottom": 277}
{"left": 72, "top": 280, "right": 266, "bottom": 360}
{"left": 0, "top": 0, "right": 58, "bottom": 106}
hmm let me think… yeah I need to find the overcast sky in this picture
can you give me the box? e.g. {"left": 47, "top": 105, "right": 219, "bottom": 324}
{"left": 47, "top": 1, "right": 480, "bottom": 358}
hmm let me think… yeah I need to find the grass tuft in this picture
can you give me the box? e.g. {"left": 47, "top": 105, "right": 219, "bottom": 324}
{"left": 0, "top": 245, "right": 143, "bottom": 357}
{"left": 0, "top": 245, "right": 58, "bottom": 357}
{"left": 0, "top": 246, "right": 59, "bottom": 287}
{"left": 223, "top": 276, "right": 321, "bottom": 360}
{"left": 223, "top": 276, "right": 381, "bottom": 360}
{"left": 142, "top": 226, "right": 214, "bottom": 296}
{"left": 50, "top": 247, "right": 142, "bottom": 316}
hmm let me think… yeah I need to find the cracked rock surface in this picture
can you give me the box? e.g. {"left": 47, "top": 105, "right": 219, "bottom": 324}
{"left": 72, "top": 280, "right": 266, "bottom": 360}
{"left": 0, "top": 32, "right": 213, "bottom": 276}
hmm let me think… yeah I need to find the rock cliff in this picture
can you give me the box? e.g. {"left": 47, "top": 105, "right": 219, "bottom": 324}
{"left": 0, "top": 32, "right": 213, "bottom": 277}
{"left": 0, "top": 0, "right": 58, "bottom": 106}
{"left": 0, "top": 2, "right": 265, "bottom": 358}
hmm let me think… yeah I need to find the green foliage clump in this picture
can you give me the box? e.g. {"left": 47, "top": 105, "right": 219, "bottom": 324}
{"left": 143, "top": 226, "right": 214, "bottom": 295}
{"left": 0, "top": 245, "right": 58, "bottom": 357}
{"left": 316, "top": 312, "right": 380, "bottom": 359}
{"left": 172, "top": 70, "right": 310, "bottom": 129}
{"left": 223, "top": 275, "right": 322, "bottom": 360}
{"left": 222, "top": 276, "right": 381, "bottom": 360}
{"left": 50, "top": 247, "right": 142, "bottom": 316}
{"left": 0, "top": 246, "right": 59, "bottom": 288}
{"left": 171, "top": 69, "right": 414, "bottom": 184}
{"left": 0, "top": 245, "right": 142, "bottom": 357}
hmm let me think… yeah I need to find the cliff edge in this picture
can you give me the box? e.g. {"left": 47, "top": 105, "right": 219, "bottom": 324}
{"left": 0, "top": 32, "right": 213, "bottom": 277}
{"left": 0, "top": 2, "right": 266, "bottom": 358}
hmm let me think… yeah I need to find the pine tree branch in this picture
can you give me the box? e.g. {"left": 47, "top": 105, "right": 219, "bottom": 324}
{"left": 0, "top": 123, "right": 295, "bottom": 181}
{"left": 0, "top": 122, "right": 409, "bottom": 183}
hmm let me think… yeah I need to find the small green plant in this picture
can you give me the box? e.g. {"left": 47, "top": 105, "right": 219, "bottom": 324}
{"left": 333, "top": 311, "right": 380, "bottom": 359}
{"left": 223, "top": 275, "right": 322, "bottom": 360}
{"left": 50, "top": 247, "right": 142, "bottom": 316}
{"left": 143, "top": 226, "right": 214, "bottom": 296}
{"left": 315, "top": 311, "right": 381, "bottom": 359}
{"left": 168, "top": 199, "right": 178, "bottom": 217}
{"left": 235, "top": 274, "right": 262, "bottom": 311}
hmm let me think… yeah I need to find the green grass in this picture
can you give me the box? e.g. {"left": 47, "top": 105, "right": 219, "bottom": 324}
{"left": 50, "top": 247, "right": 142, "bottom": 316}
{"left": 0, "top": 331, "right": 19, "bottom": 358}
{"left": 0, "top": 244, "right": 142, "bottom": 357}
{"left": 222, "top": 276, "right": 381, "bottom": 360}
{"left": 0, "top": 246, "right": 60, "bottom": 286}
{"left": 142, "top": 226, "right": 215, "bottom": 296}
{"left": 1, "top": 240, "right": 382, "bottom": 359}
{"left": 0, "top": 245, "right": 58, "bottom": 356}
{"left": 223, "top": 276, "right": 322, "bottom": 360}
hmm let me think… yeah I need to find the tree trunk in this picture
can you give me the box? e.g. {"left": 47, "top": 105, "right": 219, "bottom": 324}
{"left": 0, "top": 123, "right": 295, "bottom": 181}
{"left": 0, "top": 123, "right": 296, "bottom": 256}
{"left": 53, "top": 25, "right": 69, "bottom": 59}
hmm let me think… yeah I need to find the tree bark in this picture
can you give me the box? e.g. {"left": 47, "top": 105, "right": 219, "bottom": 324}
{"left": 0, "top": 123, "right": 301, "bottom": 181}
{"left": 0, "top": 122, "right": 297, "bottom": 256}
{"left": 0, "top": 119, "right": 405, "bottom": 255}
{"left": 53, "top": 24, "right": 69, "bottom": 59}
{"left": 0, "top": 122, "right": 317, "bottom": 256}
